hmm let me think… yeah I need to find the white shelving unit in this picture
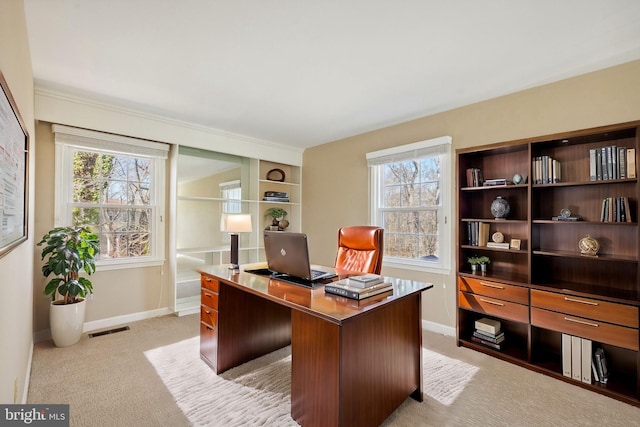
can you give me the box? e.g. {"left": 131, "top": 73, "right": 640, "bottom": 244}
{"left": 175, "top": 157, "right": 301, "bottom": 315}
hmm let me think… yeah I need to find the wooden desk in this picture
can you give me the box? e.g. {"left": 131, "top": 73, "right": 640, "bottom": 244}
{"left": 199, "top": 264, "right": 432, "bottom": 427}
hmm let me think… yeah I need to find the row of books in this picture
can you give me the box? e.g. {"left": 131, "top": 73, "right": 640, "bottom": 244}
{"left": 263, "top": 191, "right": 289, "bottom": 202}
{"left": 467, "top": 221, "right": 490, "bottom": 246}
{"left": 589, "top": 146, "right": 636, "bottom": 181}
{"left": 532, "top": 155, "right": 561, "bottom": 184}
{"left": 562, "top": 334, "right": 608, "bottom": 384}
{"left": 600, "top": 196, "right": 632, "bottom": 222}
{"left": 471, "top": 318, "right": 504, "bottom": 350}
{"left": 324, "top": 274, "right": 393, "bottom": 300}
{"left": 465, "top": 168, "right": 484, "bottom": 187}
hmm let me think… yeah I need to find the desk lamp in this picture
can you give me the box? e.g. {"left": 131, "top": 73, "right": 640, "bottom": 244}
{"left": 220, "top": 213, "right": 252, "bottom": 270}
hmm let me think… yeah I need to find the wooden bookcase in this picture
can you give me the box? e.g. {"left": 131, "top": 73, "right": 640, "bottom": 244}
{"left": 456, "top": 121, "right": 640, "bottom": 406}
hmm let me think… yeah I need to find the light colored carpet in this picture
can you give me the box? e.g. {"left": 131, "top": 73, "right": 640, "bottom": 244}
{"left": 144, "top": 338, "right": 479, "bottom": 426}
{"left": 27, "top": 314, "right": 640, "bottom": 427}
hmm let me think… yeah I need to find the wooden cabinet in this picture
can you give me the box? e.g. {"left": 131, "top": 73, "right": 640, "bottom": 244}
{"left": 200, "top": 275, "right": 220, "bottom": 370}
{"left": 457, "top": 120, "right": 640, "bottom": 406}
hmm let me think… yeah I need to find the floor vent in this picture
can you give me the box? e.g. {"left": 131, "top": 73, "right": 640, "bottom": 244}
{"left": 89, "top": 326, "right": 130, "bottom": 338}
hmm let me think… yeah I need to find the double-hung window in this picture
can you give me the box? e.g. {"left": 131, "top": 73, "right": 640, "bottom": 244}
{"left": 367, "top": 136, "right": 452, "bottom": 274}
{"left": 53, "top": 125, "right": 168, "bottom": 270}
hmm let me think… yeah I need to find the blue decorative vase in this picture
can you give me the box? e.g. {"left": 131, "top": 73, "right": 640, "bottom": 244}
{"left": 491, "top": 196, "right": 510, "bottom": 219}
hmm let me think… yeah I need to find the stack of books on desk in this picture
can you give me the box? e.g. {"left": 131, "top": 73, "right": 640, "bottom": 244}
{"left": 471, "top": 318, "right": 504, "bottom": 350}
{"left": 324, "top": 274, "right": 393, "bottom": 300}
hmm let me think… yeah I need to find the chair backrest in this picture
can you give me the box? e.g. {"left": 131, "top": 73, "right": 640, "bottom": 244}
{"left": 334, "top": 226, "right": 384, "bottom": 274}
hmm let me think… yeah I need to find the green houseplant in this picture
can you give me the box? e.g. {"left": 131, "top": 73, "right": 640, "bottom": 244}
{"left": 467, "top": 255, "right": 490, "bottom": 273}
{"left": 38, "top": 226, "right": 100, "bottom": 346}
{"left": 264, "top": 207, "right": 289, "bottom": 230}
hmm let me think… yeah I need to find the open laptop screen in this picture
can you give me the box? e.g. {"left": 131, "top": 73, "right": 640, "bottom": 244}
{"left": 263, "top": 231, "right": 335, "bottom": 284}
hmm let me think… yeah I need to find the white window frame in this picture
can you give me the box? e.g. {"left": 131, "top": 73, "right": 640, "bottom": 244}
{"left": 367, "top": 136, "right": 452, "bottom": 275}
{"left": 53, "top": 124, "right": 168, "bottom": 271}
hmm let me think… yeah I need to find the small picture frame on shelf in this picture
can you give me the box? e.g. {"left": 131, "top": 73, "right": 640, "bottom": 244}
{"left": 510, "top": 239, "right": 521, "bottom": 250}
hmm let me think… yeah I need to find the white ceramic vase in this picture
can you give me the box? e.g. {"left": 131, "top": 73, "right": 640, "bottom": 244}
{"left": 50, "top": 298, "right": 86, "bottom": 347}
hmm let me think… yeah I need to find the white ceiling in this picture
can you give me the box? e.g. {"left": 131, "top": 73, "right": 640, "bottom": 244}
{"left": 24, "top": 1, "right": 640, "bottom": 150}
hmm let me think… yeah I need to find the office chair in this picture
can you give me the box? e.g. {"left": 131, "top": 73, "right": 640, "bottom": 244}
{"left": 334, "top": 226, "right": 384, "bottom": 274}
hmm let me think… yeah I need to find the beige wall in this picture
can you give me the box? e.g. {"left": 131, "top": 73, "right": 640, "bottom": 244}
{"left": 32, "top": 121, "right": 173, "bottom": 332}
{"left": 302, "top": 59, "right": 640, "bottom": 329}
{"left": 0, "top": 0, "right": 35, "bottom": 404}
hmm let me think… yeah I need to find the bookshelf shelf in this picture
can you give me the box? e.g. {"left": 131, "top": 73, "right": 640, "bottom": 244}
{"left": 457, "top": 120, "right": 640, "bottom": 407}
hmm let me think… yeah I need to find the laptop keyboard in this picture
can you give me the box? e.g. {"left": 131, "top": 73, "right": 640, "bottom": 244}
{"left": 310, "top": 269, "right": 327, "bottom": 279}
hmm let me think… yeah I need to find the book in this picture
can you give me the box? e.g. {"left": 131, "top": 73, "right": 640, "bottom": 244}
{"left": 471, "top": 335, "right": 502, "bottom": 350}
{"left": 487, "top": 242, "right": 510, "bottom": 249}
{"left": 483, "top": 178, "right": 508, "bottom": 186}
{"left": 571, "top": 336, "right": 581, "bottom": 381}
{"left": 628, "top": 148, "right": 636, "bottom": 178}
{"left": 581, "top": 338, "right": 592, "bottom": 384}
{"left": 618, "top": 146, "right": 626, "bottom": 179}
{"left": 263, "top": 196, "right": 290, "bottom": 202}
{"left": 473, "top": 330, "right": 504, "bottom": 344}
{"left": 324, "top": 281, "right": 393, "bottom": 300}
{"left": 589, "top": 149, "right": 597, "bottom": 181}
{"left": 478, "top": 222, "right": 490, "bottom": 247}
{"left": 342, "top": 274, "right": 384, "bottom": 288}
{"left": 594, "top": 348, "right": 609, "bottom": 383}
{"left": 474, "top": 318, "right": 501, "bottom": 335}
{"left": 562, "top": 334, "right": 572, "bottom": 378}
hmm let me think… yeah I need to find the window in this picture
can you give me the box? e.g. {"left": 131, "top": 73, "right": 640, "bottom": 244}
{"left": 220, "top": 180, "right": 242, "bottom": 214}
{"left": 367, "top": 136, "right": 452, "bottom": 273}
{"left": 53, "top": 125, "right": 168, "bottom": 270}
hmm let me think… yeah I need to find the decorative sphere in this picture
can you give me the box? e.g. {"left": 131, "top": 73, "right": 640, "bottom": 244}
{"left": 512, "top": 173, "right": 523, "bottom": 184}
{"left": 490, "top": 196, "right": 510, "bottom": 219}
{"left": 579, "top": 235, "right": 599, "bottom": 256}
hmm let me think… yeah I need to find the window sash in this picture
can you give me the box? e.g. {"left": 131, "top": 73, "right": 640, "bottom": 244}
{"left": 53, "top": 125, "right": 167, "bottom": 269}
{"left": 368, "top": 136, "right": 451, "bottom": 274}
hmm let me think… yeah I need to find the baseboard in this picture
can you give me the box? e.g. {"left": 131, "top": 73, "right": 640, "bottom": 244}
{"left": 422, "top": 320, "right": 456, "bottom": 337}
{"left": 21, "top": 339, "right": 34, "bottom": 404}
{"left": 34, "top": 307, "right": 173, "bottom": 343}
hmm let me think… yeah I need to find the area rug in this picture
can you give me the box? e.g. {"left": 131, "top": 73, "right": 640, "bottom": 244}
{"left": 145, "top": 337, "right": 478, "bottom": 426}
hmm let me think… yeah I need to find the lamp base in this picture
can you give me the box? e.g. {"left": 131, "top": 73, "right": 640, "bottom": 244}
{"left": 229, "top": 264, "right": 240, "bottom": 271}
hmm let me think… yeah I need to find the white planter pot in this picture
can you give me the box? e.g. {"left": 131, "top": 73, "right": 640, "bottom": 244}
{"left": 50, "top": 299, "right": 86, "bottom": 347}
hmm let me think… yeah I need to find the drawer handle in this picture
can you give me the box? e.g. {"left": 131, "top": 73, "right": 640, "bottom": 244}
{"left": 564, "top": 297, "right": 598, "bottom": 306}
{"left": 480, "top": 282, "right": 504, "bottom": 290}
{"left": 205, "top": 310, "right": 210, "bottom": 315}
{"left": 564, "top": 316, "right": 599, "bottom": 328}
{"left": 480, "top": 298, "right": 505, "bottom": 307}
{"left": 204, "top": 277, "right": 211, "bottom": 282}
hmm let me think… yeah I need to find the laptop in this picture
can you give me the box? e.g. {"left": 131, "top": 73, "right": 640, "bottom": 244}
{"left": 263, "top": 231, "right": 337, "bottom": 286}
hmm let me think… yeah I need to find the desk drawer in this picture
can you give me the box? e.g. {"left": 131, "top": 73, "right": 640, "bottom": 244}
{"left": 531, "top": 290, "right": 638, "bottom": 328}
{"left": 200, "top": 305, "right": 218, "bottom": 329}
{"left": 531, "top": 307, "right": 639, "bottom": 351}
{"left": 458, "top": 291, "right": 529, "bottom": 323}
{"left": 201, "top": 288, "right": 219, "bottom": 310}
{"left": 458, "top": 276, "right": 529, "bottom": 304}
{"left": 201, "top": 274, "right": 219, "bottom": 292}
{"left": 200, "top": 322, "right": 218, "bottom": 370}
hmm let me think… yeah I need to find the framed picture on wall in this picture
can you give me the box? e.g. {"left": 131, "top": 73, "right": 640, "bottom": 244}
{"left": 0, "top": 69, "right": 29, "bottom": 259}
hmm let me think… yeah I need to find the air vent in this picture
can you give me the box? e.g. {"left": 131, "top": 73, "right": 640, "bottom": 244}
{"left": 89, "top": 326, "right": 130, "bottom": 338}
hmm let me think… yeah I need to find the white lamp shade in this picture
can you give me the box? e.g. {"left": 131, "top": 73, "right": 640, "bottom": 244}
{"left": 220, "top": 213, "right": 253, "bottom": 233}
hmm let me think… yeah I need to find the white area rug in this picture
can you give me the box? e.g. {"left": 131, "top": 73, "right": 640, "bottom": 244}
{"left": 145, "top": 337, "right": 478, "bottom": 426}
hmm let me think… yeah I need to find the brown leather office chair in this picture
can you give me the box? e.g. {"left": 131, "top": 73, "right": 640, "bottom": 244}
{"left": 334, "top": 226, "right": 384, "bottom": 274}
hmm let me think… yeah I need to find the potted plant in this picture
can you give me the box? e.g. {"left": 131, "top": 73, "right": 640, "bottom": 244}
{"left": 264, "top": 207, "right": 289, "bottom": 231}
{"left": 38, "top": 226, "right": 100, "bottom": 347}
{"left": 468, "top": 255, "right": 490, "bottom": 273}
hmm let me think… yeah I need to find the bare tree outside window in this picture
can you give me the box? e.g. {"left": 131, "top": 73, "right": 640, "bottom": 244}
{"left": 72, "top": 151, "right": 153, "bottom": 259}
{"left": 380, "top": 156, "right": 441, "bottom": 262}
